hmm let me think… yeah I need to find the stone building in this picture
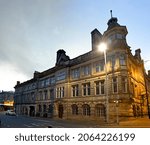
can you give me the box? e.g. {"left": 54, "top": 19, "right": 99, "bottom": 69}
{"left": 14, "top": 15, "right": 150, "bottom": 122}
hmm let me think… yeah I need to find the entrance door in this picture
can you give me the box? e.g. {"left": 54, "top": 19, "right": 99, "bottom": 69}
{"left": 29, "top": 106, "right": 35, "bottom": 116}
{"left": 58, "top": 104, "right": 63, "bottom": 118}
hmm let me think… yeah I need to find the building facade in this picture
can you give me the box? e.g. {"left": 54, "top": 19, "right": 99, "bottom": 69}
{"left": 14, "top": 15, "right": 150, "bottom": 122}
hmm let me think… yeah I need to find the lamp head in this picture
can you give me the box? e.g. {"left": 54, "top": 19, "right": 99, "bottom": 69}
{"left": 98, "top": 42, "right": 107, "bottom": 52}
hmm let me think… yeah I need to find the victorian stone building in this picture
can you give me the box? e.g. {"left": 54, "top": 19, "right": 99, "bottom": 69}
{"left": 14, "top": 15, "right": 150, "bottom": 122}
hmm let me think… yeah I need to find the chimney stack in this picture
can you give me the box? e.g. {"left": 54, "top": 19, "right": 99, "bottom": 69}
{"left": 135, "top": 49, "right": 141, "bottom": 60}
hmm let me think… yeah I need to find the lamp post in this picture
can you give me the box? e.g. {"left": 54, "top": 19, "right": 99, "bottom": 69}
{"left": 98, "top": 42, "right": 109, "bottom": 123}
{"left": 114, "top": 95, "right": 120, "bottom": 125}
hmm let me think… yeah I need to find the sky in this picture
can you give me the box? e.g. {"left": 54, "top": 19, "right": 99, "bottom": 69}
{"left": 0, "top": 0, "right": 150, "bottom": 91}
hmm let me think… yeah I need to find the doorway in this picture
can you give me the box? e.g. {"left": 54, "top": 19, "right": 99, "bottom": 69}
{"left": 29, "top": 106, "right": 35, "bottom": 116}
{"left": 58, "top": 104, "right": 63, "bottom": 118}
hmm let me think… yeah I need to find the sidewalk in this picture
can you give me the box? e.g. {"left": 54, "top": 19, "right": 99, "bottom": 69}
{"left": 116, "top": 117, "right": 150, "bottom": 128}
{"left": 50, "top": 117, "right": 150, "bottom": 128}
{"left": 41, "top": 116, "right": 150, "bottom": 128}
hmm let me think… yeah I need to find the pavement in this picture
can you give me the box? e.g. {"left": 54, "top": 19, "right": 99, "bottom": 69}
{"left": 114, "top": 117, "right": 150, "bottom": 128}
{"left": 52, "top": 116, "right": 150, "bottom": 128}
{"left": 35, "top": 116, "right": 150, "bottom": 128}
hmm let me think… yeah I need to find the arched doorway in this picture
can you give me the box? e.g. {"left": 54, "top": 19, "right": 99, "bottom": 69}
{"left": 82, "top": 104, "right": 90, "bottom": 116}
{"left": 95, "top": 104, "right": 106, "bottom": 117}
{"left": 29, "top": 106, "right": 35, "bottom": 116}
{"left": 71, "top": 104, "right": 78, "bottom": 115}
{"left": 58, "top": 104, "right": 63, "bottom": 118}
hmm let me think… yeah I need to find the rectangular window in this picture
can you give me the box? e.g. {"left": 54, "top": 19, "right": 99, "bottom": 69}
{"left": 82, "top": 83, "right": 90, "bottom": 96}
{"left": 39, "top": 91, "right": 43, "bottom": 100}
{"left": 72, "top": 68, "right": 80, "bottom": 79}
{"left": 111, "top": 56, "right": 116, "bottom": 69}
{"left": 101, "top": 81, "right": 105, "bottom": 94}
{"left": 61, "top": 87, "right": 64, "bottom": 98}
{"left": 95, "top": 80, "right": 105, "bottom": 95}
{"left": 44, "top": 90, "right": 48, "bottom": 100}
{"left": 83, "top": 65, "right": 91, "bottom": 76}
{"left": 45, "top": 79, "right": 49, "bottom": 86}
{"left": 112, "top": 77, "right": 118, "bottom": 93}
{"left": 56, "top": 71, "right": 66, "bottom": 81}
{"left": 83, "top": 84, "right": 86, "bottom": 96}
{"left": 56, "top": 88, "right": 59, "bottom": 98}
{"left": 50, "top": 76, "right": 55, "bottom": 84}
{"left": 95, "top": 61, "right": 104, "bottom": 72}
{"left": 122, "top": 77, "right": 127, "bottom": 93}
{"left": 120, "top": 55, "right": 126, "bottom": 66}
{"left": 56, "top": 87, "right": 64, "bottom": 98}
{"left": 96, "top": 82, "right": 100, "bottom": 95}
{"left": 40, "top": 80, "right": 44, "bottom": 88}
{"left": 50, "top": 89, "right": 54, "bottom": 100}
{"left": 72, "top": 85, "right": 79, "bottom": 97}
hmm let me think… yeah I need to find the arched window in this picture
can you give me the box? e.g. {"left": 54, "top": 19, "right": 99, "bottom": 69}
{"left": 48, "top": 104, "right": 53, "bottom": 113}
{"left": 95, "top": 104, "right": 105, "bottom": 117}
{"left": 82, "top": 104, "right": 90, "bottom": 116}
{"left": 43, "top": 105, "right": 47, "bottom": 112}
{"left": 71, "top": 104, "right": 78, "bottom": 115}
{"left": 38, "top": 105, "right": 42, "bottom": 112}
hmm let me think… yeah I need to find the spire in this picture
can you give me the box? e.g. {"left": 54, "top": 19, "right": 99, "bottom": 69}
{"left": 107, "top": 10, "right": 120, "bottom": 30}
{"left": 110, "top": 10, "right": 113, "bottom": 18}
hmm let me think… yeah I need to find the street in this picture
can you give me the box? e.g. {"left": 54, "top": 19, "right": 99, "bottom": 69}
{"left": 0, "top": 111, "right": 87, "bottom": 128}
{"left": 1, "top": 111, "right": 150, "bottom": 128}
{"left": 0, "top": 112, "right": 57, "bottom": 128}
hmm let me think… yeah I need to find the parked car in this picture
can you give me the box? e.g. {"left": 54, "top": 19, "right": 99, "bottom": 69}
{"left": 5, "top": 110, "right": 16, "bottom": 116}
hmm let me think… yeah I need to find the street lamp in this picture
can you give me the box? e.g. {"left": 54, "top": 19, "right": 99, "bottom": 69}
{"left": 114, "top": 95, "right": 120, "bottom": 125}
{"left": 98, "top": 42, "right": 109, "bottom": 123}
